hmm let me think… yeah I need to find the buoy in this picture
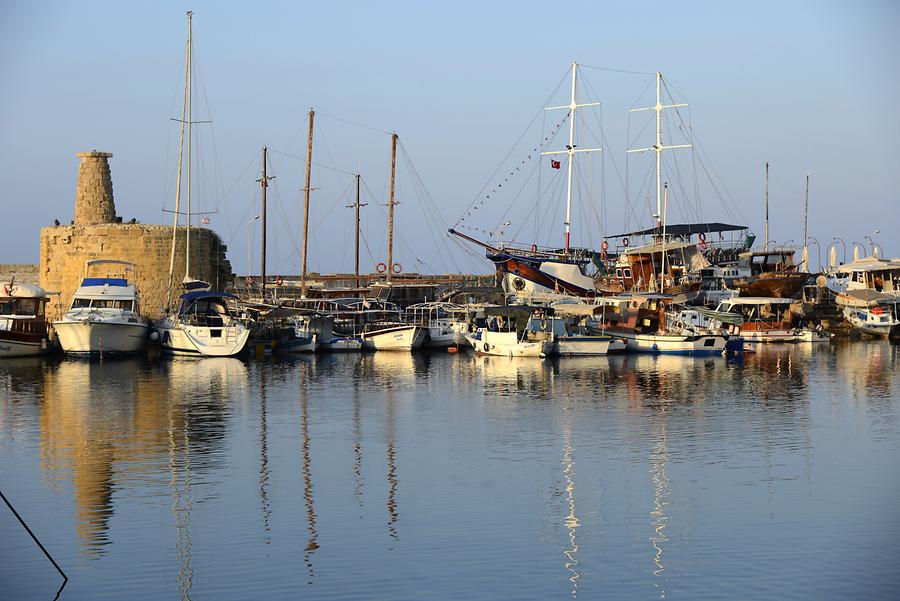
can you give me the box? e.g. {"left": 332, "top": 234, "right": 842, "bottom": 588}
{"left": 447, "top": 346, "right": 458, "bottom": 354}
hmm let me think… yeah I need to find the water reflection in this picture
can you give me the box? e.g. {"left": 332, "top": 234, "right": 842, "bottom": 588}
{"left": 561, "top": 426, "right": 580, "bottom": 598}
{"left": 259, "top": 368, "right": 271, "bottom": 545}
{"left": 299, "top": 363, "right": 318, "bottom": 584}
{"left": 1, "top": 341, "right": 895, "bottom": 600}
{"left": 472, "top": 355, "right": 554, "bottom": 399}
{"left": 649, "top": 417, "right": 670, "bottom": 600}
{"left": 35, "top": 356, "right": 245, "bottom": 564}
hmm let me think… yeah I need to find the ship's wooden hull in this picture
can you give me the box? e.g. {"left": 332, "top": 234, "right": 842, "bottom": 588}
{"left": 736, "top": 272, "right": 807, "bottom": 298}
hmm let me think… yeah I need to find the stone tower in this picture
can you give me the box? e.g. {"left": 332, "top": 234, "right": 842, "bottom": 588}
{"left": 74, "top": 151, "right": 116, "bottom": 225}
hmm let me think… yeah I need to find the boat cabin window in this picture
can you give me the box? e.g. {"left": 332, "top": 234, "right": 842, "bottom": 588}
{"left": 0, "top": 298, "right": 43, "bottom": 316}
{"left": 856, "top": 272, "right": 865, "bottom": 284}
{"left": 623, "top": 268, "right": 632, "bottom": 279}
{"left": 615, "top": 269, "right": 623, "bottom": 278}
{"left": 72, "top": 298, "right": 133, "bottom": 310}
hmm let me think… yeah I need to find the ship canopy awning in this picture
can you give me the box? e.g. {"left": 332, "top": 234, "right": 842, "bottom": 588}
{"left": 605, "top": 222, "right": 747, "bottom": 239}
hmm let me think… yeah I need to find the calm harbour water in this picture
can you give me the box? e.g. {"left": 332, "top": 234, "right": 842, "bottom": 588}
{"left": 1, "top": 341, "right": 898, "bottom": 600}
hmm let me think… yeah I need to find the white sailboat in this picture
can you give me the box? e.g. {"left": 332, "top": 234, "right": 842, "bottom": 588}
{"left": 155, "top": 11, "right": 250, "bottom": 357}
{"left": 53, "top": 260, "right": 151, "bottom": 355}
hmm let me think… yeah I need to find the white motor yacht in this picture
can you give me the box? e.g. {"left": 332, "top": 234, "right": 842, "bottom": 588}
{"left": 53, "top": 260, "right": 151, "bottom": 355}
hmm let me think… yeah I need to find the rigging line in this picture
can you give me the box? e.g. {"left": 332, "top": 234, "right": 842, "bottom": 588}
{"left": 689, "top": 106, "right": 702, "bottom": 222}
{"left": 536, "top": 108, "right": 546, "bottom": 242}
{"left": 661, "top": 77, "right": 747, "bottom": 225}
{"left": 399, "top": 149, "right": 459, "bottom": 274}
{"left": 538, "top": 160, "right": 569, "bottom": 247}
{"left": 313, "top": 177, "right": 355, "bottom": 230}
{"left": 575, "top": 159, "right": 603, "bottom": 246}
{"left": 629, "top": 75, "right": 656, "bottom": 110}
{"left": 453, "top": 65, "right": 572, "bottom": 227}
{"left": 628, "top": 111, "right": 655, "bottom": 149}
{"left": 267, "top": 149, "right": 359, "bottom": 177}
{"left": 579, "top": 64, "right": 655, "bottom": 76}
{"left": 270, "top": 178, "right": 304, "bottom": 265}
{"left": 493, "top": 117, "right": 568, "bottom": 234}
{"left": 662, "top": 148, "right": 694, "bottom": 223}
{"left": 693, "top": 134, "right": 747, "bottom": 224}
{"left": 221, "top": 154, "right": 261, "bottom": 245}
{"left": 316, "top": 111, "right": 393, "bottom": 136}
{"left": 501, "top": 156, "right": 544, "bottom": 239}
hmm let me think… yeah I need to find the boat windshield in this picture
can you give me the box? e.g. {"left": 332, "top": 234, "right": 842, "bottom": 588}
{"left": 71, "top": 298, "right": 134, "bottom": 311}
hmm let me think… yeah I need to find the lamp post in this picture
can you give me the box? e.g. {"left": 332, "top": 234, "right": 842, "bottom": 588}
{"left": 831, "top": 237, "right": 846, "bottom": 265}
{"left": 807, "top": 236, "right": 821, "bottom": 272}
{"left": 247, "top": 215, "right": 260, "bottom": 284}
{"left": 869, "top": 229, "right": 882, "bottom": 258}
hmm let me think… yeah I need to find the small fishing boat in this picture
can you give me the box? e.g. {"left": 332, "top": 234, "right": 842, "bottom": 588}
{"left": 841, "top": 304, "right": 899, "bottom": 338}
{"left": 275, "top": 314, "right": 320, "bottom": 353}
{"left": 714, "top": 297, "right": 831, "bottom": 343}
{"left": 52, "top": 260, "right": 152, "bottom": 355}
{"left": 319, "top": 336, "right": 364, "bottom": 352}
{"left": 665, "top": 306, "right": 745, "bottom": 354}
{"left": 335, "top": 299, "right": 426, "bottom": 351}
{"left": 595, "top": 295, "right": 728, "bottom": 355}
{"left": 0, "top": 282, "right": 52, "bottom": 358}
{"left": 404, "top": 302, "right": 469, "bottom": 347}
{"left": 465, "top": 307, "right": 551, "bottom": 357}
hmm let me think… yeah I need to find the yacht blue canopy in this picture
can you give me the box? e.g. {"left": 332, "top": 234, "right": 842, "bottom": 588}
{"left": 81, "top": 277, "right": 128, "bottom": 287}
{"left": 180, "top": 290, "right": 240, "bottom": 302}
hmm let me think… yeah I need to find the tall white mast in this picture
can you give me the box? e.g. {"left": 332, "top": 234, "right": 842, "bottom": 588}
{"left": 166, "top": 10, "right": 191, "bottom": 307}
{"left": 541, "top": 62, "right": 602, "bottom": 255}
{"left": 184, "top": 10, "right": 193, "bottom": 282}
{"left": 628, "top": 71, "right": 691, "bottom": 229}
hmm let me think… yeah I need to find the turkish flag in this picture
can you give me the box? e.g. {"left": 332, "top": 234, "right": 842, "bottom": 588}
{"left": 551, "top": 159, "right": 561, "bottom": 169}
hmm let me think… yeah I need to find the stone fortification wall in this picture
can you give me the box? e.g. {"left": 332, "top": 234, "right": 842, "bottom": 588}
{"left": 0, "top": 264, "right": 40, "bottom": 286}
{"left": 40, "top": 225, "right": 232, "bottom": 319}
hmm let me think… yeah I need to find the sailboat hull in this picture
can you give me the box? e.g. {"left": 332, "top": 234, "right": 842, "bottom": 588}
{"left": 157, "top": 321, "right": 250, "bottom": 356}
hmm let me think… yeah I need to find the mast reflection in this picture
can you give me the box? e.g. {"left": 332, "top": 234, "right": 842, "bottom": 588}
{"left": 649, "top": 416, "right": 670, "bottom": 599}
{"left": 300, "top": 364, "right": 318, "bottom": 583}
{"left": 386, "top": 384, "right": 398, "bottom": 543}
{"left": 169, "top": 408, "right": 193, "bottom": 601}
{"left": 259, "top": 367, "right": 271, "bottom": 545}
{"left": 562, "top": 426, "right": 580, "bottom": 598}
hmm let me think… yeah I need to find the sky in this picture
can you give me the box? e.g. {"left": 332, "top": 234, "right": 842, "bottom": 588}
{"left": 1, "top": 0, "right": 898, "bottom": 275}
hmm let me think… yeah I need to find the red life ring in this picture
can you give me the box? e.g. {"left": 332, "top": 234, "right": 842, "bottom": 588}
{"left": 622, "top": 237, "right": 629, "bottom": 247}
{"left": 601, "top": 250, "right": 608, "bottom": 261}
{"left": 392, "top": 263, "right": 402, "bottom": 274}
{"left": 601, "top": 240, "right": 609, "bottom": 251}
{"left": 376, "top": 262, "right": 388, "bottom": 273}
{"left": 275, "top": 275, "right": 284, "bottom": 286}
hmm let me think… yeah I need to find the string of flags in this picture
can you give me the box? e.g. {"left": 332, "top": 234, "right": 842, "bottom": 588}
{"left": 456, "top": 110, "right": 570, "bottom": 234}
